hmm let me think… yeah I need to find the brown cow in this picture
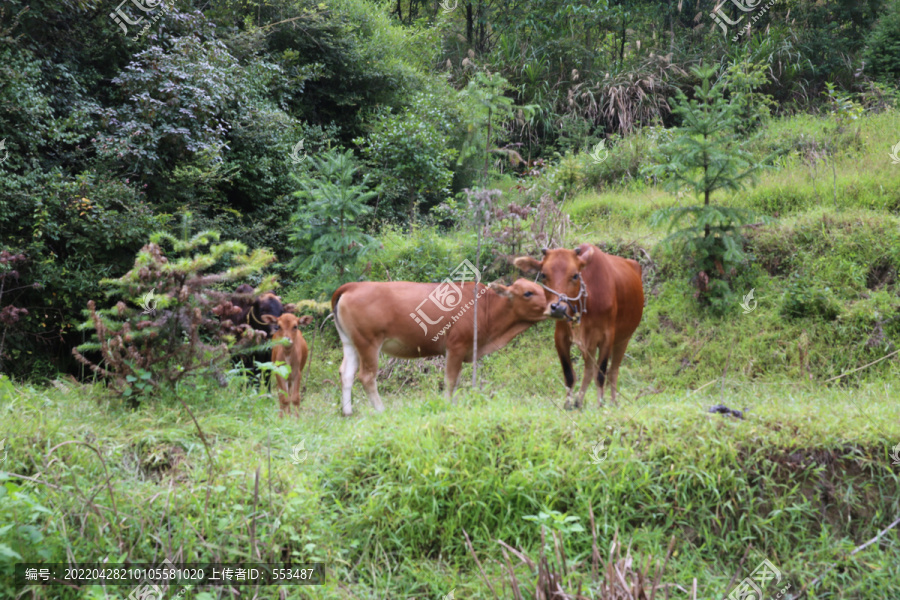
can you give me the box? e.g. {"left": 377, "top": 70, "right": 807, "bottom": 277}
{"left": 262, "top": 312, "right": 314, "bottom": 417}
{"left": 515, "top": 244, "right": 643, "bottom": 408}
{"left": 331, "top": 279, "right": 550, "bottom": 416}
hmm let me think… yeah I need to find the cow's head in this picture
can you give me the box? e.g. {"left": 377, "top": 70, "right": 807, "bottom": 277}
{"left": 514, "top": 246, "right": 594, "bottom": 320}
{"left": 262, "top": 313, "right": 313, "bottom": 340}
{"left": 250, "top": 293, "right": 292, "bottom": 336}
{"left": 218, "top": 284, "right": 257, "bottom": 325}
{"left": 489, "top": 279, "right": 552, "bottom": 322}
{"left": 234, "top": 283, "right": 255, "bottom": 300}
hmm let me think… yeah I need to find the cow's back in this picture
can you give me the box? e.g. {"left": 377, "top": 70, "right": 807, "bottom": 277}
{"left": 332, "top": 281, "right": 458, "bottom": 358}
{"left": 610, "top": 256, "right": 643, "bottom": 340}
{"left": 583, "top": 249, "right": 643, "bottom": 340}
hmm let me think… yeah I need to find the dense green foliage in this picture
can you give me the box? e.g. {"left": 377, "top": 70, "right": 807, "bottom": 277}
{"left": 288, "top": 149, "right": 378, "bottom": 296}
{"left": 864, "top": 0, "right": 900, "bottom": 81}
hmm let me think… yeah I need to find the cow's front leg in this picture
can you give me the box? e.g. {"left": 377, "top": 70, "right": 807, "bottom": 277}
{"left": 275, "top": 373, "right": 290, "bottom": 417}
{"left": 444, "top": 351, "right": 464, "bottom": 403}
{"left": 574, "top": 346, "right": 598, "bottom": 410}
{"left": 289, "top": 375, "right": 302, "bottom": 418}
{"left": 555, "top": 321, "right": 576, "bottom": 409}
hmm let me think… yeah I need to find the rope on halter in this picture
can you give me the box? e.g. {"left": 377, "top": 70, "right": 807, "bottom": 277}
{"left": 533, "top": 273, "right": 588, "bottom": 324}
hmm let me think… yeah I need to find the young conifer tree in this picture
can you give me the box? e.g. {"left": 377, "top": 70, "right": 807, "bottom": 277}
{"left": 649, "top": 66, "right": 767, "bottom": 305}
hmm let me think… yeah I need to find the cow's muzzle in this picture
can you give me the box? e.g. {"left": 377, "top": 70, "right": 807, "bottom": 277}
{"left": 539, "top": 278, "right": 587, "bottom": 323}
{"left": 550, "top": 302, "right": 569, "bottom": 319}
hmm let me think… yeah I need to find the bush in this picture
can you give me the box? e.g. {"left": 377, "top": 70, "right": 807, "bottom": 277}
{"left": 355, "top": 103, "right": 457, "bottom": 221}
{"left": 93, "top": 34, "right": 240, "bottom": 186}
{"left": 864, "top": 0, "right": 900, "bottom": 83}
{"left": 73, "top": 229, "right": 275, "bottom": 402}
{"left": 0, "top": 170, "right": 164, "bottom": 378}
{"left": 780, "top": 275, "right": 841, "bottom": 321}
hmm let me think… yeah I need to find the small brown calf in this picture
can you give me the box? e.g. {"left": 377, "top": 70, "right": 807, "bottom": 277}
{"left": 262, "top": 312, "right": 313, "bottom": 417}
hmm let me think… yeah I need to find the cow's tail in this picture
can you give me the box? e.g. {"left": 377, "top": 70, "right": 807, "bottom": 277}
{"left": 331, "top": 284, "right": 358, "bottom": 416}
{"left": 330, "top": 285, "right": 350, "bottom": 341}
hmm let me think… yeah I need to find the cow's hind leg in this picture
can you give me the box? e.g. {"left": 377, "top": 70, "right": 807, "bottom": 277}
{"left": 338, "top": 338, "right": 360, "bottom": 417}
{"left": 607, "top": 338, "right": 632, "bottom": 406}
{"left": 292, "top": 353, "right": 307, "bottom": 418}
{"left": 290, "top": 374, "right": 301, "bottom": 418}
{"left": 444, "top": 352, "right": 464, "bottom": 403}
{"left": 357, "top": 346, "right": 385, "bottom": 413}
{"left": 596, "top": 354, "right": 609, "bottom": 409}
{"left": 573, "top": 346, "right": 598, "bottom": 410}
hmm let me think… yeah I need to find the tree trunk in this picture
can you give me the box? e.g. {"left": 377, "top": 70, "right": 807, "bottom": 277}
{"left": 472, "top": 227, "right": 480, "bottom": 389}
{"left": 704, "top": 187, "right": 711, "bottom": 238}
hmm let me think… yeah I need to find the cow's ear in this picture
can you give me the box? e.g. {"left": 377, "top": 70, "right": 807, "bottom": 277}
{"left": 514, "top": 256, "right": 542, "bottom": 274}
{"left": 261, "top": 314, "right": 278, "bottom": 324}
{"left": 489, "top": 282, "right": 512, "bottom": 298}
{"left": 298, "top": 315, "right": 313, "bottom": 326}
{"left": 283, "top": 303, "right": 296, "bottom": 313}
{"left": 573, "top": 243, "right": 593, "bottom": 257}
{"left": 574, "top": 244, "right": 594, "bottom": 265}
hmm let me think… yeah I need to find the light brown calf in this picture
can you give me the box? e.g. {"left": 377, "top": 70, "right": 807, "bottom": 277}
{"left": 331, "top": 279, "right": 550, "bottom": 416}
{"left": 262, "top": 312, "right": 313, "bottom": 417}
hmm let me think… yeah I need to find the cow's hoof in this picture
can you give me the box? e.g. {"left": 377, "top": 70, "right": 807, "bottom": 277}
{"left": 563, "top": 401, "right": 574, "bottom": 411}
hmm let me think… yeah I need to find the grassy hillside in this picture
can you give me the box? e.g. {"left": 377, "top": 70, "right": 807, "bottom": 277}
{"left": 332, "top": 109, "right": 900, "bottom": 390}
{"left": 2, "top": 374, "right": 899, "bottom": 599}
{"left": 3, "top": 110, "right": 900, "bottom": 599}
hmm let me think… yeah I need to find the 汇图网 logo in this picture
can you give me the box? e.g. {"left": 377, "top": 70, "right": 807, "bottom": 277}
{"left": 889, "top": 141, "right": 900, "bottom": 165}
{"left": 290, "top": 139, "right": 306, "bottom": 164}
{"left": 139, "top": 289, "right": 158, "bottom": 316}
{"left": 589, "top": 439, "right": 608, "bottom": 464}
{"left": 740, "top": 289, "right": 757, "bottom": 314}
{"left": 589, "top": 140, "right": 609, "bottom": 164}
{"left": 290, "top": 440, "right": 308, "bottom": 464}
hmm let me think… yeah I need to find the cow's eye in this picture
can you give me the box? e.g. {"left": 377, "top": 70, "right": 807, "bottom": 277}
{"left": 572, "top": 273, "right": 580, "bottom": 280}
{"left": 524, "top": 291, "right": 534, "bottom": 298}
{"left": 538, "top": 272, "right": 546, "bottom": 279}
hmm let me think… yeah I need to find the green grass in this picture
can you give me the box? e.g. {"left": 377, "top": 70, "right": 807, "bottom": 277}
{"left": 2, "top": 357, "right": 899, "bottom": 599}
